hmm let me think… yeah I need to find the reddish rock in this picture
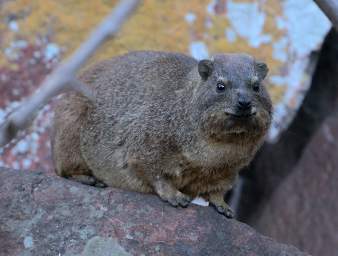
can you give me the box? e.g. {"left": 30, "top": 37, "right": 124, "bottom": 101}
{"left": 254, "top": 111, "right": 338, "bottom": 256}
{"left": 0, "top": 168, "right": 308, "bottom": 256}
{"left": 0, "top": 41, "right": 55, "bottom": 172}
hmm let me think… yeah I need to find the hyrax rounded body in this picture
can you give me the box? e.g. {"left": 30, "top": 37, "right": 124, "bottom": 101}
{"left": 52, "top": 51, "right": 272, "bottom": 217}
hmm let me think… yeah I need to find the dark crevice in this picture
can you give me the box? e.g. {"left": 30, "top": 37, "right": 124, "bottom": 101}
{"left": 237, "top": 29, "right": 338, "bottom": 223}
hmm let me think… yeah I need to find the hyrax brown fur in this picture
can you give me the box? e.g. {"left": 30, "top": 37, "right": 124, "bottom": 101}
{"left": 52, "top": 51, "right": 272, "bottom": 217}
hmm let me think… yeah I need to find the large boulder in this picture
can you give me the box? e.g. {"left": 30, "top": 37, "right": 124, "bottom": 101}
{"left": 0, "top": 168, "right": 308, "bottom": 256}
{"left": 253, "top": 111, "right": 338, "bottom": 256}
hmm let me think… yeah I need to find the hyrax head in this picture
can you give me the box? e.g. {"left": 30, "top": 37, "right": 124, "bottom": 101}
{"left": 191, "top": 53, "right": 272, "bottom": 142}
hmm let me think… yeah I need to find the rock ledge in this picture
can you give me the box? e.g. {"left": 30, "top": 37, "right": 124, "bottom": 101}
{"left": 0, "top": 168, "right": 309, "bottom": 256}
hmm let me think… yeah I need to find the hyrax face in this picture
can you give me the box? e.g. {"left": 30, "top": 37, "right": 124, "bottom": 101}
{"left": 192, "top": 54, "right": 272, "bottom": 142}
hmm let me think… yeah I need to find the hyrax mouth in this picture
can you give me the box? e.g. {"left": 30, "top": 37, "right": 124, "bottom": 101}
{"left": 222, "top": 108, "right": 258, "bottom": 135}
{"left": 225, "top": 111, "right": 256, "bottom": 119}
{"left": 224, "top": 109, "right": 257, "bottom": 120}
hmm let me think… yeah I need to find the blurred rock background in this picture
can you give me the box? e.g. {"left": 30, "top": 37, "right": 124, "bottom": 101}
{"left": 0, "top": 1, "right": 337, "bottom": 255}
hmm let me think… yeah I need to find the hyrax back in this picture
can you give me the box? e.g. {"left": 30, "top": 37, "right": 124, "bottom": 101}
{"left": 52, "top": 51, "right": 272, "bottom": 217}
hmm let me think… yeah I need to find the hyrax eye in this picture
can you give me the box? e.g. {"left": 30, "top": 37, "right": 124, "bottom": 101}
{"left": 252, "top": 82, "right": 260, "bottom": 92}
{"left": 216, "top": 82, "right": 226, "bottom": 92}
{"left": 251, "top": 76, "right": 260, "bottom": 92}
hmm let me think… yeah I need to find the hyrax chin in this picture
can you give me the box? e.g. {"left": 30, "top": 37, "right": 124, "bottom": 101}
{"left": 52, "top": 51, "right": 272, "bottom": 218}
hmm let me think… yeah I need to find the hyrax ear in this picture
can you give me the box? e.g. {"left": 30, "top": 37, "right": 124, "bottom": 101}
{"left": 255, "top": 61, "right": 269, "bottom": 80}
{"left": 198, "top": 59, "right": 214, "bottom": 80}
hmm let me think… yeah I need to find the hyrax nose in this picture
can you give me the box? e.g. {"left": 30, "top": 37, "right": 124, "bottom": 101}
{"left": 237, "top": 95, "right": 252, "bottom": 111}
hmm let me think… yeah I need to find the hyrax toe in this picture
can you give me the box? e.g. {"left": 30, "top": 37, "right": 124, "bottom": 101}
{"left": 210, "top": 202, "right": 234, "bottom": 218}
{"left": 161, "top": 192, "right": 192, "bottom": 208}
{"left": 225, "top": 207, "right": 234, "bottom": 218}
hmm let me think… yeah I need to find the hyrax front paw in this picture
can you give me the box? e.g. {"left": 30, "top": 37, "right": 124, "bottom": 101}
{"left": 153, "top": 177, "right": 191, "bottom": 207}
{"left": 161, "top": 191, "right": 192, "bottom": 208}
{"left": 208, "top": 193, "right": 235, "bottom": 218}
{"left": 210, "top": 202, "right": 234, "bottom": 218}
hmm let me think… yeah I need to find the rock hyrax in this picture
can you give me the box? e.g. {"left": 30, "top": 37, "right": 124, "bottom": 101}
{"left": 52, "top": 51, "right": 272, "bottom": 217}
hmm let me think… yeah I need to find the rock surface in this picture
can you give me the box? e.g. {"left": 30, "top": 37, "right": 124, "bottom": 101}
{"left": 0, "top": 168, "right": 308, "bottom": 256}
{"left": 254, "top": 111, "right": 338, "bottom": 256}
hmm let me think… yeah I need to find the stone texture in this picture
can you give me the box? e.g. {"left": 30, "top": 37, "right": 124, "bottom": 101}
{"left": 0, "top": 168, "right": 308, "bottom": 256}
{"left": 253, "top": 111, "right": 338, "bottom": 256}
